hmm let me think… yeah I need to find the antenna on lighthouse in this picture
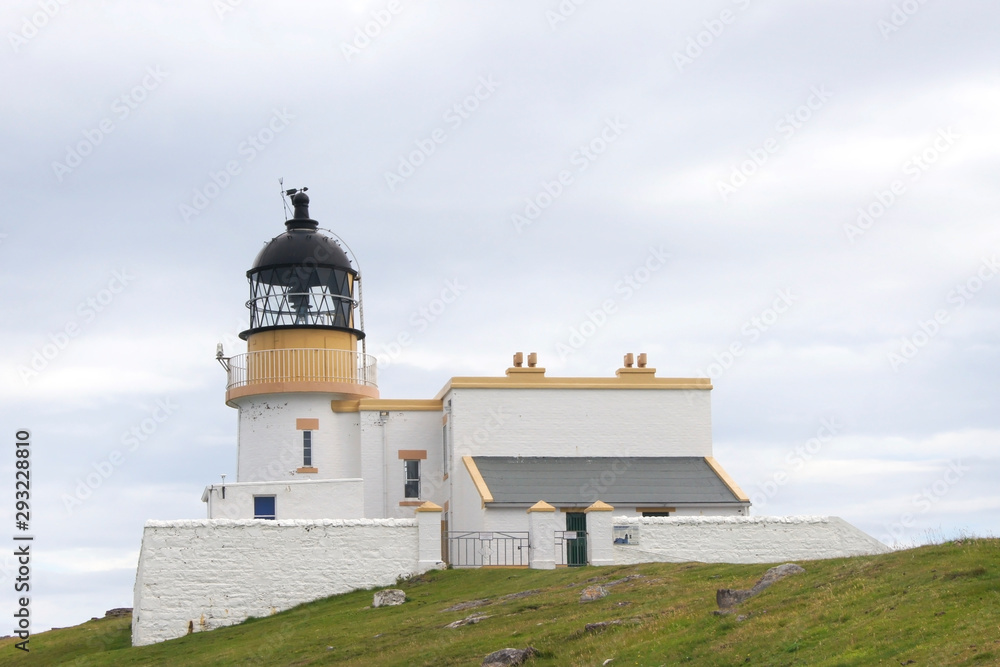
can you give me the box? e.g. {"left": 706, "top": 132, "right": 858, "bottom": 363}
{"left": 216, "top": 342, "right": 229, "bottom": 371}
{"left": 279, "top": 178, "right": 293, "bottom": 219}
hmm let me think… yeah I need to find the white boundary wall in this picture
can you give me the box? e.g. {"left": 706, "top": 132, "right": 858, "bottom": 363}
{"left": 611, "top": 515, "right": 890, "bottom": 565}
{"left": 132, "top": 518, "right": 434, "bottom": 646}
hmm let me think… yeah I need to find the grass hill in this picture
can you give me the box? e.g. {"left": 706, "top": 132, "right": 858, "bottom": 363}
{"left": 2, "top": 538, "right": 997, "bottom": 666}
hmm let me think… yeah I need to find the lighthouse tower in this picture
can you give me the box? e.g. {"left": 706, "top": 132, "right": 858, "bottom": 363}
{"left": 204, "top": 190, "right": 378, "bottom": 520}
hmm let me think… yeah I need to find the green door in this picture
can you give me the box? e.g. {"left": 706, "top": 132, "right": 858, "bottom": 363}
{"left": 566, "top": 512, "right": 588, "bottom": 566}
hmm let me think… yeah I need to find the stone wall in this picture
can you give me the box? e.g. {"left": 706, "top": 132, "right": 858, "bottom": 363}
{"left": 132, "top": 517, "right": 437, "bottom": 646}
{"left": 611, "top": 515, "right": 890, "bottom": 565}
{"left": 133, "top": 513, "right": 888, "bottom": 646}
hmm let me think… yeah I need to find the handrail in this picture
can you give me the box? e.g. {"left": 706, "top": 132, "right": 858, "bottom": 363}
{"left": 225, "top": 348, "right": 377, "bottom": 390}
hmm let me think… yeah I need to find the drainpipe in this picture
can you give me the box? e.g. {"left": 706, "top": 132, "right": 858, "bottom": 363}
{"left": 380, "top": 411, "right": 390, "bottom": 517}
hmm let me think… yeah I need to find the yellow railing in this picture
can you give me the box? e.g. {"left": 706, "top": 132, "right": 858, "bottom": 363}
{"left": 226, "top": 348, "right": 377, "bottom": 390}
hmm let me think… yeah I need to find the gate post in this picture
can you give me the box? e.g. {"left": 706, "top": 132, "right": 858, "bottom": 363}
{"left": 585, "top": 500, "right": 615, "bottom": 566}
{"left": 415, "top": 501, "right": 445, "bottom": 571}
{"left": 527, "top": 501, "right": 557, "bottom": 569}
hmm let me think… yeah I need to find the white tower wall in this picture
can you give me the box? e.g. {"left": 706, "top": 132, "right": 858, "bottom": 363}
{"left": 234, "top": 393, "right": 361, "bottom": 482}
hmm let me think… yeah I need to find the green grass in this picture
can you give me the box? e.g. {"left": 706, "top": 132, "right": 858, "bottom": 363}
{"left": 3, "top": 539, "right": 999, "bottom": 666}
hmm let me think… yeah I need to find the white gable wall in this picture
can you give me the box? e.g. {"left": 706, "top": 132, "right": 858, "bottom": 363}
{"left": 445, "top": 387, "right": 713, "bottom": 461}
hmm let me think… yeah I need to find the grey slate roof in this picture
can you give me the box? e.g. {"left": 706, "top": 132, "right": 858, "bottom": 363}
{"left": 471, "top": 456, "right": 742, "bottom": 505}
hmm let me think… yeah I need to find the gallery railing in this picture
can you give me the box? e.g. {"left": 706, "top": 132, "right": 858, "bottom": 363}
{"left": 226, "top": 348, "right": 377, "bottom": 391}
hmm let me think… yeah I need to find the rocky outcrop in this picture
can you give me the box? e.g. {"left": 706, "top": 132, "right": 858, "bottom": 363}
{"left": 373, "top": 589, "right": 406, "bottom": 608}
{"left": 717, "top": 563, "right": 805, "bottom": 609}
{"left": 482, "top": 646, "right": 538, "bottom": 666}
{"left": 580, "top": 585, "right": 609, "bottom": 602}
{"left": 445, "top": 613, "right": 491, "bottom": 628}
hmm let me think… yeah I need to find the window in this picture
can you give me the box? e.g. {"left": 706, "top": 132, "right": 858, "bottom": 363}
{"left": 642, "top": 511, "right": 671, "bottom": 517}
{"left": 302, "top": 431, "right": 312, "bottom": 467}
{"left": 442, "top": 423, "right": 450, "bottom": 472}
{"left": 404, "top": 459, "right": 420, "bottom": 498}
{"left": 254, "top": 496, "right": 276, "bottom": 520}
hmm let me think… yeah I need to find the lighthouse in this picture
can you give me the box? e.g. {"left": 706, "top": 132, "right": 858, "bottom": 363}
{"left": 141, "top": 189, "right": 883, "bottom": 648}
{"left": 201, "top": 189, "right": 753, "bottom": 528}
{"left": 203, "top": 190, "right": 379, "bottom": 520}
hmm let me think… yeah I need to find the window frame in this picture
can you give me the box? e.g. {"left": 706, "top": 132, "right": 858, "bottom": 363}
{"left": 253, "top": 495, "right": 276, "bottom": 520}
{"left": 302, "top": 430, "right": 312, "bottom": 467}
{"left": 403, "top": 459, "right": 420, "bottom": 499}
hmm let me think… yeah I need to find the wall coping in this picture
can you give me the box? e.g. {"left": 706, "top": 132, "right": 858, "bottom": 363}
{"left": 585, "top": 500, "right": 615, "bottom": 513}
{"left": 527, "top": 500, "right": 556, "bottom": 513}
{"left": 144, "top": 518, "right": 417, "bottom": 529}
{"left": 611, "top": 515, "right": 834, "bottom": 525}
{"left": 435, "top": 376, "right": 712, "bottom": 399}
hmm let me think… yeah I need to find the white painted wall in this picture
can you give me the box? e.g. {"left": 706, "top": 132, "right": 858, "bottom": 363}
{"left": 445, "top": 388, "right": 712, "bottom": 460}
{"left": 357, "top": 409, "right": 446, "bottom": 518}
{"left": 132, "top": 518, "right": 429, "bottom": 646}
{"left": 455, "top": 506, "right": 582, "bottom": 534}
{"left": 203, "top": 479, "right": 364, "bottom": 520}
{"left": 449, "top": 498, "right": 745, "bottom": 535}
{"left": 234, "top": 393, "right": 361, "bottom": 482}
{"left": 359, "top": 410, "right": 384, "bottom": 517}
{"left": 449, "top": 458, "right": 486, "bottom": 533}
{"left": 611, "top": 515, "right": 890, "bottom": 565}
{"left": 482, "top": 507, "right": 529, "bottom": 533}
{"left": 357, "top": 411, "right": 389, "bottom": 519}
{"left": 383, "top": 410, "right": 447, "bottom": 516}
{"left": 528, "top": 508, "right": 559, "bottom": 569}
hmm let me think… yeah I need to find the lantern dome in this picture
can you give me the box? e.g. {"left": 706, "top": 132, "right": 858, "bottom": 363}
{"left": 239, "top": 191, "right": 364, "bottom": 340}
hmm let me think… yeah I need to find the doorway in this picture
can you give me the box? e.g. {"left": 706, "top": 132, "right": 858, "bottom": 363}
{"left": 565, "top": 512, "right": 588, "bottom": 566}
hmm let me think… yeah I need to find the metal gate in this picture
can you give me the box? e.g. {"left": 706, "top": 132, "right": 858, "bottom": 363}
{"left": 555, "top": 530, "right": 589, "bottom": 566}
{"left": 564, "top": 512, "right": 588, "bottom": 566}
{"left": 446, "top": 531, "right": 530, "bottom": 567}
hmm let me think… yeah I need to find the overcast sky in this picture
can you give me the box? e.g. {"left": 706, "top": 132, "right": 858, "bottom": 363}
{"left": 1, "top": 0, "right": 998, "bottom": 633}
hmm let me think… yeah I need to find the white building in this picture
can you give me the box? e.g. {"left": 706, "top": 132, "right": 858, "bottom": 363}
{"left": 201, "top": 190, "right": 749, "bottom": 565}
{"left": 132, "top": 190, "right": 887, "bottom": 645}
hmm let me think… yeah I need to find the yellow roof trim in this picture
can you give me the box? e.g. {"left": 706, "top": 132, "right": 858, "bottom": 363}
{"left": 462, "top": 456, "right": 494, "bottom": 506}
{"left": 434, "top": 376, "right": 712, "bottom": 400}
{"left": 331, "top": 398, "right": 443, "bottom": 413}
{"left": 704, "top": 456, "right": 750, "bottom": 503}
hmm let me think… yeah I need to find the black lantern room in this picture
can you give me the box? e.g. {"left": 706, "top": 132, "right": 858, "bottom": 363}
{"left": 239, "top": 191, "right": 364, "bottom": 340}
